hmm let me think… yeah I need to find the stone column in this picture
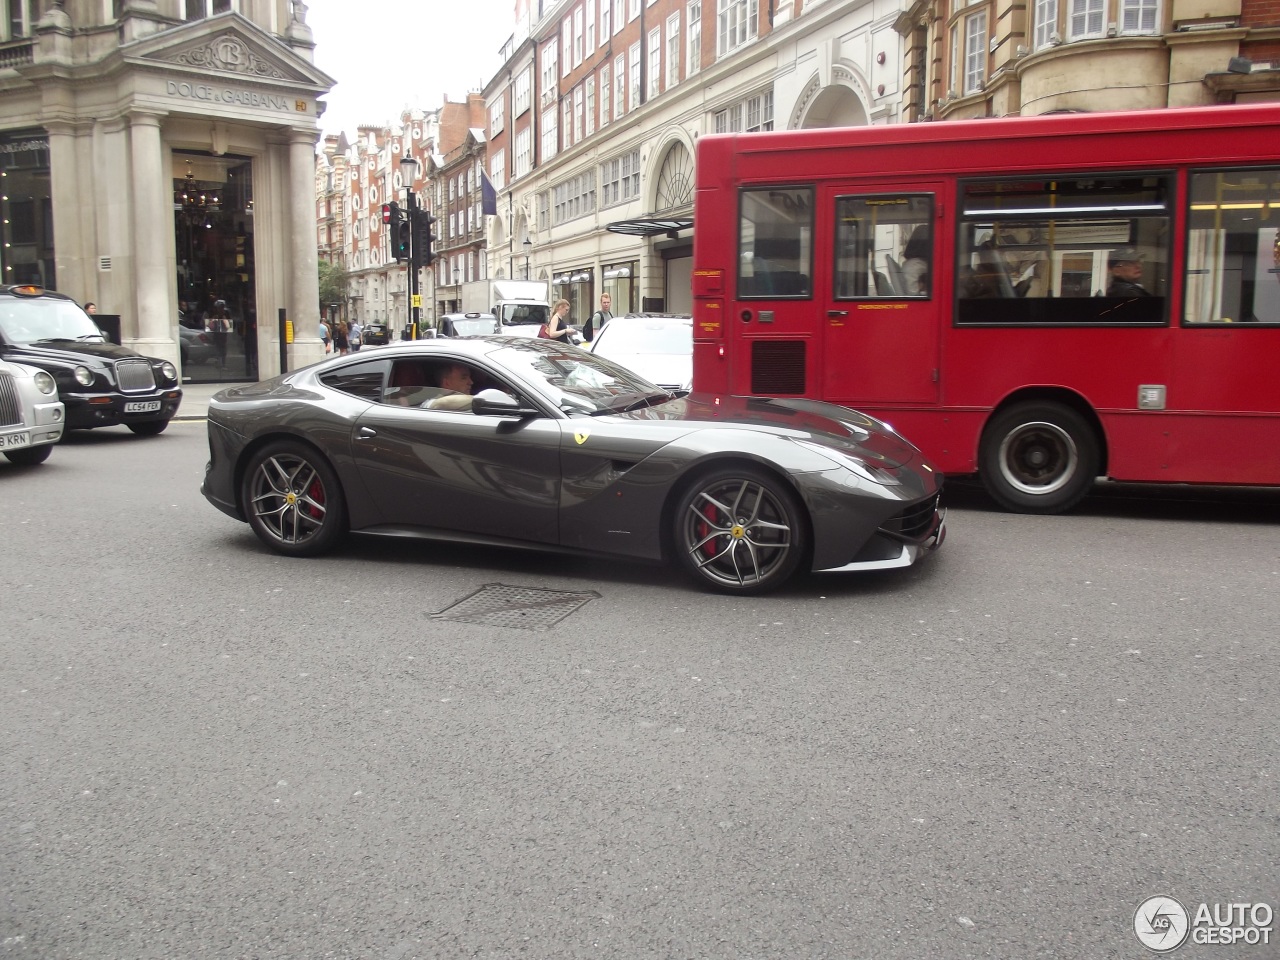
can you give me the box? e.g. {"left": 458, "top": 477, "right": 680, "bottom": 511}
{"left": 289, "top": 127, "right": 324, "bottom": 366}
{"left": 129, "top": 111, "right": 175, "bottom": 360}
{"left": 44, "top": 120, "right": 84, "bottom": 299}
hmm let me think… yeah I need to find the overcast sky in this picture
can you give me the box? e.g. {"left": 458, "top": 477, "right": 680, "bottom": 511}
{"left": 307, "top": 0, "right": 516, "bottom": 139}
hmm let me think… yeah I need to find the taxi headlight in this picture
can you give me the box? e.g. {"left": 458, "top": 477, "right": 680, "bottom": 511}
{"left": 794, "top": 439, "right": 901, "bottom": 486}
{"left": 74, "top": 365, "right": 94, "bottom": 386}
{"left": 33, "top": 370, "right": 57, "bottom": 395}
{"left": 160, "top": 361, "right": 178, "bottom": 381}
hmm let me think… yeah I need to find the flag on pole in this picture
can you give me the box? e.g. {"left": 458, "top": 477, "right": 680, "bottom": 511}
{"left": 480, "top": 170, "right": 498, "bottom": 217}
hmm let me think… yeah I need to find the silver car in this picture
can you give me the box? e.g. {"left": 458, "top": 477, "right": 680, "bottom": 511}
{"left": 0, "top": 358, "right": 64, "bottom": 465}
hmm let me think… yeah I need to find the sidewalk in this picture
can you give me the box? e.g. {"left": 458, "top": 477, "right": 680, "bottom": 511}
{"left": 174, "top": 380, "right": 241, "bottom": 420}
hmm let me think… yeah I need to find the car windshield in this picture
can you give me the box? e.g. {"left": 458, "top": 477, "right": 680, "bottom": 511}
{"left": 499, "top": 303, "right": 549, "bottom": 326}
{"left": 487, "top": 340, "right": 670, "bottom": 415}
{"left": 0, "top": 298, "right": 105, "bottom": 344}
{"left": 595, "top": 320, "right": 692, "bottom": 356}
{"left": 451, "top": 318, "right": 497, "bottom": 336}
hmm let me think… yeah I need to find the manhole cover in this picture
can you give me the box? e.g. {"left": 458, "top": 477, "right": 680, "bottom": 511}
{"left": 432, "top": 583, "right": 601, "bottom": 631}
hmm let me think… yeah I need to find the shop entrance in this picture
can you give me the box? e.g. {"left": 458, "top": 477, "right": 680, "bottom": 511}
{"left": 173, "top": 152, "right": 257, "bottom": 382}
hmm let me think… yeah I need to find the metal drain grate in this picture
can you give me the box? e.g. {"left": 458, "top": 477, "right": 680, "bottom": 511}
{"left": 432, "top": 583, "right": 601, "bottom": 631}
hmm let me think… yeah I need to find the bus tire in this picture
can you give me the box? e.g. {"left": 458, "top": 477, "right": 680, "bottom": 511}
{"left": 979, "top": 402, "right": 1099, "bottom": 514}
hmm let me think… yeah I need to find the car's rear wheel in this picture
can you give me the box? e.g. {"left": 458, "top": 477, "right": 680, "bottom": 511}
{"left": 127, "top": 420, "right": 169, "bottom": 436}
{"left": 4, "top": 444, "right": 52, "bottom": 466}
{"left": 242, "top": 440, "right": 347, "bottom": 557}
{"left": 672, "top": 465, "right": 807, "bottom": 594}
{"left": 979, "top": 401, "right": 1099, "bottom": 513}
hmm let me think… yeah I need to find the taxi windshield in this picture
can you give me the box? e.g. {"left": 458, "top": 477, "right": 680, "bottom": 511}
{"left": 0, "top": 297, "right": 105, "bottom": 345}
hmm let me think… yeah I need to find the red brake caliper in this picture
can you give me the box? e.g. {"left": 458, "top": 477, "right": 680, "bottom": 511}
{"left": 698, "top": 503, "right": 718, "bottom": 559}
{"left": 306, "top": 477, "right": 325, "bottom": 520}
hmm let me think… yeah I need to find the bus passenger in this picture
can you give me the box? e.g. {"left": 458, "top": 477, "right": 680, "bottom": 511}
{"left": 1106, "top": 248, "right": 1151, "bottom": 297}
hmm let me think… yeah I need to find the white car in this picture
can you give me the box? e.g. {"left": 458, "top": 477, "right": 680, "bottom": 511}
{"left": 587, "top": 314, "right": 692, "bottom": 392}
{"left": 0, "top": 358, "right": 64, "bottom": 465}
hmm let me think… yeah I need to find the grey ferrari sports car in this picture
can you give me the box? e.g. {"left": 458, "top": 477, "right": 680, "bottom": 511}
{"left": 201, "top": 337, "right": 945, "bottom": 594}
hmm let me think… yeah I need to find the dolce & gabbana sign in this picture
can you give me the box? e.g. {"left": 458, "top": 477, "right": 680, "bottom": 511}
{"left": 165, "top": 81, "right": 307, "bottom": 113}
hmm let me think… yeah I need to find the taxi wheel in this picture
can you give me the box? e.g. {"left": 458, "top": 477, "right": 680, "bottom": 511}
{"left": 672, "top": 465, "right": 807, "bottom": 595}
{"left": 242, "top": 440, "right": 347, "bottom": 557}
{"left": 127, "top": 420, "right": 169, "bottom": 437}
{"left": 4, "top": 444, "right": 52, "bottom": 466}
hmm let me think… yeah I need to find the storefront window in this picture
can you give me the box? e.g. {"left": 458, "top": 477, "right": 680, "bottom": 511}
{"left": 603, "top": 260, "right": 638, "bottom": 313}
{"left": 552, "top": 267, "right": 594, "bottom": 324}
{"left": 0, "top": 132, "right": 54, "bottom": 288}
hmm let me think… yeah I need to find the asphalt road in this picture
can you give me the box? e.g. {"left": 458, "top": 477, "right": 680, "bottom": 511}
{"left": 3, "top": 423, "right": 1278, "bottom": 960}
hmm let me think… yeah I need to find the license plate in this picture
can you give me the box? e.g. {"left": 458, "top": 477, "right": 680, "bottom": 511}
{"left": 1, "top": 431, "right": 31, "bottom": 449}
{"left": 124, "top": 400, "right": 162, "bottom": 413}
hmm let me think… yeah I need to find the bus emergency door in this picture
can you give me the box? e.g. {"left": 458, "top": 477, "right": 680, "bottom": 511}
{"left": 818, "top": 186, "right": 942, "bottom": 407}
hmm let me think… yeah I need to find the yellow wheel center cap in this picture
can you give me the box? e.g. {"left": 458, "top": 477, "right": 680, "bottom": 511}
{"left": 285, "top": 491, "right": 298, "bottom": 505}
{"left": 730, "top": 524, "right": 746, "bottom": 539}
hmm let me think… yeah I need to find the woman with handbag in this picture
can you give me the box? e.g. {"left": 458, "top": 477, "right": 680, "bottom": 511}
{"left": 542, "top": 299, "right": 575, "bottom": 342}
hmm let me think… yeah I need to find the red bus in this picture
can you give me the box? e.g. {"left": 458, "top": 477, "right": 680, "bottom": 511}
{"left": 691, "top": 104, "right": 1280, "bottom": 512}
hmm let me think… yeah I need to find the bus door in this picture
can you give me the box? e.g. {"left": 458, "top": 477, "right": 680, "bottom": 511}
{"left": 818, "top": 187, "right": 941, "bottom": 406}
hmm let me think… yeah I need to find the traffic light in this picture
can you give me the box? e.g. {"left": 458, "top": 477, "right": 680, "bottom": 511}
{"left": 383, "top": 201, "right": 408, "bottom": 261}
{"left": 411, "top": 209, "right": 437, "bottom": 270}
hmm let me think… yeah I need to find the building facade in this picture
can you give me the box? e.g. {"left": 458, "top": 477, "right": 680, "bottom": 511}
{"left": 0, "top": 0, "right": 336, "bottom": 382}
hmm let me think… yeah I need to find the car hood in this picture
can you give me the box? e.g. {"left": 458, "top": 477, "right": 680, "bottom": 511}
{"left": 620, "top": 393, "right": 919, "bottom": 468}
{"left": 2, "top": 340, "right": 147, "bottom": 365}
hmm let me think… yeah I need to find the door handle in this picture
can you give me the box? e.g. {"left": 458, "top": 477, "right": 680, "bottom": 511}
{"left": 356, "top": 426, "right": 377, "bottom": 439}
{"left": 827, "top": 310, "right": 849, "bottom": 318}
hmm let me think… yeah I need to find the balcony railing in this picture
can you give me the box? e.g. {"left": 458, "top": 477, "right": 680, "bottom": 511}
{"left": 0, "top": 38, "right": 35, "bottom": 70}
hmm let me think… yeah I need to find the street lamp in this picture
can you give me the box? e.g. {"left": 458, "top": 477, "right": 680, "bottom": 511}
{"left": 399, "top": 152, "right": 420, "bottom": 339}
{"left": 523, "top": 236, "right": 532, "bottom": 280}
{"left": 453, "top": 266, "right": 460, "bottom": 310}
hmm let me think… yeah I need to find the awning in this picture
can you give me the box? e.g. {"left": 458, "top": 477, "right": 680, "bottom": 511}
{"left": 606, "top": 216, "right": 693, "bottom": 238}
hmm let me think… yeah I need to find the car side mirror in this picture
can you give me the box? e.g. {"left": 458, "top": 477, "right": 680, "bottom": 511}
{"left": 472, "top": 388, "right": 540, "bottom": 418}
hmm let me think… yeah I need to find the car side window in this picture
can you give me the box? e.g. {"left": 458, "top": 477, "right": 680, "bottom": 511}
{"left": 319, "top": 358, "right": 389, "bottom": 401}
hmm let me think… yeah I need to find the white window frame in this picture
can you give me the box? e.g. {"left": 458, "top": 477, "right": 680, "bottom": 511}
{"left": 629, "top": 0, "right": 641, "bottom": 22}
{"left": 716, "top": 0, "right": 756, "bottom": 58}
{"left": 687, "top": 0, "right": 701, "bottom": 77}
{"left": 963, "top": 11, "right": 987, "bottom": 94}
{"left": 490, "top": 149, "right": 506, "bottom": 190}
{"left": 1069, "top": 0, "right": 1105, "bottom": 39}
{"left": 1120, "top": 0, "right": 1159, "bottom": 33}
{"left": 614, "top": 0, "right": 625, "bottom": 35}
{"left": 542, "top": 106, "right": 559, "bottom": 162}
{"left": 648, "top": 28, "right": 662, "bottom": 97}
{"left": 562, "top": 20, "right": 572, "bottom": 77}
{"left": 563, "top": 98, "right": 573, "bottom": 149}
{"left": 614, "top": 54, "right": 626, "bottom": 118}
{"left": 514, "top": 69, "right": 532, "bottom": 116}
{"left": 599, "top": 0, "right": 610, "bottom": 44}
{"left": 542, "top": 40, "right": 559, "bottom": 102}
{"left": 515, "top": 127, "right": 532, "bottom": 179}
{"left": 574, "top": 85, "right": 586, "bottom": 142}
{"left": 586, "top": 0, "right": 596, "bottom": 53}
{"left": 575, "top": 6, "right": 585, "bottom": 65}
{"left": 628, "top": 42, "right": 641, "bottom": 111}
{"left": 586, "top": 76, "right": 596, "bottom": 136}
{"left": 489, "top": 96, "right": 505, "bottom": 135}
{"left": 666, "top": 13, "right": 681, "bottom": 88}
{"left": 1033, "top": 0, "right": 1058, "bottom": 48}
{"left": 600, "top": 65, "right": 612, "bottom": 126}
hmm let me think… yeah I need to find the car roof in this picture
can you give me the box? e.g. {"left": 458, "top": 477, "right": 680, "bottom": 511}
{"left": 442, "top": 312, "right": 497, "bottom": 320}
{"left": 0, "top": 284, "right": 77, "bottom": 302}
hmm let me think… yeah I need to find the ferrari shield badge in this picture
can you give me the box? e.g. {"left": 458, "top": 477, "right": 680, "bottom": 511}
{"left": 574, "top": 430, "right": 590, "bottom": 445}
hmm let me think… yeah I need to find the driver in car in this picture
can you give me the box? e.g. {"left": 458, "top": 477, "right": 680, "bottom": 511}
{"left": 425, "top": 362, "right": 477, "bottom": 411}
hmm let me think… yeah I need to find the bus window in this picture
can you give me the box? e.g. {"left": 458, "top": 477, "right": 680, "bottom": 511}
{"left": 738, "top": 187, "right": 813, "bottom": 298}
{"left": 1185, "top": 168, "right": 1280, "bottom": 325}
{"left": 957, "top": 174, "right": 1171, "bottom": 325}
{"left": 833, "top": 195, "right": 933, "bottom": 299}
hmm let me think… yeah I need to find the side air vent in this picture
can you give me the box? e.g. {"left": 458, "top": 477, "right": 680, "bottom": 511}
{"left": 750, "top": 340, "right": 806, "bottom": 395}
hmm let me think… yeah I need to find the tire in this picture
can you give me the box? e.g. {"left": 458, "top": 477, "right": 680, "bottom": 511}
{"left": 672, "top": 465, "right": 808, "bottom": 594}
{"left": 4, "top": 444, "right": 52, "bottom": 466}
{"left": 241, "top": 440, "right": 347, "bottom": 557}
{"left": 979, "top": 401, "right": 1100, "bottom": 514}
{"left": 127, "top": 420, "right": 169, "bottom": 437}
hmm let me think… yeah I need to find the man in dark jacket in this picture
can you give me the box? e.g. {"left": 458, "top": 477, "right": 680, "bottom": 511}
{"left": 1106, "top": 247, "right": 1151, "bottom": 297}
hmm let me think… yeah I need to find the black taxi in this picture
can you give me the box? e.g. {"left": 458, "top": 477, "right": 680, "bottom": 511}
{"left": 0, "top": 285, "right": 182, "bottom": 435}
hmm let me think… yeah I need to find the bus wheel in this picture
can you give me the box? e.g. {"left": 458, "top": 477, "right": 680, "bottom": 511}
{"left": 979, "top": 402, "right": 1099, "bottom": 514}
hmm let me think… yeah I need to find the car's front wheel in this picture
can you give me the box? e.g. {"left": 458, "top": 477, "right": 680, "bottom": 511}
{"left": 127, "top": 420, "right": 169, "bottom": 437}
{"left": 242, "top": 440, "right": 347, "bottom": 556}
{"left": 672, "top": 465, "right": 808, "bottom": 594}
{"left": 4, "top": 444, "right": 53, "bottom": 466}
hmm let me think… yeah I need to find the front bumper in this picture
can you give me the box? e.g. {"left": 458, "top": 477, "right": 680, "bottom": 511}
{"left": 63, "top": 389, "right": 183, "bottom": 429}
{"left": 814, "top": 507, "right": 946, "bottom": 573}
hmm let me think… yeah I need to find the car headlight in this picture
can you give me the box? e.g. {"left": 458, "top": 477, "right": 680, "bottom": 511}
{"left": 74, "top": 365, "right": 94, "bottom": 386}
{"left": 160, "top": 361, "right": 177, "bottom": 382}
{"left": 33, "top": 370, "right": 56, "bottom": 395}
{"left": 794, "top": 439, "right": 901, "bottom": 486}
